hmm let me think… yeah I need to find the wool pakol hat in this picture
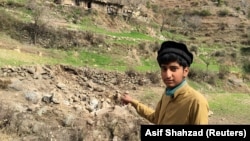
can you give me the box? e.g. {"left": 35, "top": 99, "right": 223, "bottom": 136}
{"left": 157, "top": 41, "right": 193, "bottom": 66}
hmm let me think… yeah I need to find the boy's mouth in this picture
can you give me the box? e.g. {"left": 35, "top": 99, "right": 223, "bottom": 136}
{"left": 165, "top": 80, "right": 174, "bottom": 84}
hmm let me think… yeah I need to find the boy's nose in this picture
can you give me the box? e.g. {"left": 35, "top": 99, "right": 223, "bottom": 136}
{"left": 165, "top": 70, "right": 172, "bottom": 78}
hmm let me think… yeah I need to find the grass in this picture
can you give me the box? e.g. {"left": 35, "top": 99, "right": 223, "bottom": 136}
{"left": 161, "top": 30, "right": 189, "bottom": 41}
{"left": 0, "top": 46, "right": 149, "bottom": 72}
{"left": 109, "top": 31, "right": 155, "bottom": 41}
{"left": 76, "top": 16, "right": 155, "bottom": 42}
{"left": 135, "top": 59, "right": 159, "bottom": 72}
{"left": 0, "top": 29, "right": 160, "bottom": 72}
{"left": 208, "top": 92, "right": 250, "bottom": 123}
{"left": 187, "top": 80, "right": 250, "bottom": 124}
{"left": 107, "top": 38, "right": 138, "bottom": 45}
{"left": 64, "top": 50, "right": 128, "bottom": 71}
{"left": 0, "top": 49, "right": 59, "bottom": 66}
{"left": 191, "top": 63, "right": 219, "bottom": 72}
{"left": 7, "top": 0, "right": 26, "bottom": 2}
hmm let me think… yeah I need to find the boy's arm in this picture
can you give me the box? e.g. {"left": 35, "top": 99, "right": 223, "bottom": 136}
{"left": 130, "top": 97, "right": 163, "bottom": 124}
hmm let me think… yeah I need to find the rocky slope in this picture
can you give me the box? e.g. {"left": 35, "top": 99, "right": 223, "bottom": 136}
{"left": 0, "top": 64, "right": 157, "bottom": 140}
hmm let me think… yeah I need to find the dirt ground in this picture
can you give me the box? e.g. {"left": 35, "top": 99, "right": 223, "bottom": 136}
{"left": 0, "top": 60, "right": 243, "bottom": 140}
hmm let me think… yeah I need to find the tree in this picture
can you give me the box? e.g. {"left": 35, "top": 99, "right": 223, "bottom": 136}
{"left": 240, "top": 47, "right": 250, "bottom": 82}
{"left": 26, "top": 0, "right": 47, "bottom": 45}
{"left": 160, "top": 8, "right": 167, "bottom": 32}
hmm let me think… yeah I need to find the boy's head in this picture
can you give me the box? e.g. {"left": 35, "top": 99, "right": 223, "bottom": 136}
{"left": 157, "top": 41, "right": 193, "bottom": 88}
{"left": 157, "top": 41, "right": 193, "bottom": 67}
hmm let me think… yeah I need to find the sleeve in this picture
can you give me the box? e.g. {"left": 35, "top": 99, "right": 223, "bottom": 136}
{"left": 130, "top": 96, "right": 163, "bottom": 124}
{"left": 189, "top": 99, "right": 209, "bottom": 124}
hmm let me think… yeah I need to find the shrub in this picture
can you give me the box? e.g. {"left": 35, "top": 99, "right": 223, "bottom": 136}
{"left": 188, "top": 68, "right": 207, "bottom": 82}
{"left": 151, "top": 41, "right": 161, "bottom": 53}
{"left": 212, "top": 50, "right": 226, "bottom": 57}
{"left": 125, "top": 67, "right": 137, "bottom": 77}
{"left": 206, "top": 73, "right": 217, "bottom": 86}
{"left": 240, "top": 47, "right": 250, "bottom": 56}
{"left": 190, "top": 45, "right": 198, "bottom": 55}
{"left": 218, "top": 65, "right": 230, "bottom": 79}
{"left": 190, "top": 10, "right": 211, "bottom": 17}
{"left": 218, "top": 9, "right": 229, "bottom": 17}
{"left": 242, "top": 61, "right": 250, "bottom": 74}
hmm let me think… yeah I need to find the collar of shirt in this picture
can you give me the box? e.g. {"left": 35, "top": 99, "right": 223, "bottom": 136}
{"left": 165, "top": 79, "right": 186, "bottom": 97}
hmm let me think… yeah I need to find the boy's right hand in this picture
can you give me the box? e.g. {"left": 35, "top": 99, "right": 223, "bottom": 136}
{"left": 121, "top": 93, "right": 132, "bottom": 105}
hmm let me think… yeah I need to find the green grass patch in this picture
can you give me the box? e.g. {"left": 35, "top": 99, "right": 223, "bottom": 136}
{"left": 161, "top": 31, "right": 189, "bottom": 41}
{"left": 77, "top": 18, "right": 155, "bottom": 41}
{"left": 0, "top": 48, "right": 129, "bottom": 71}
{"left": 192, "top": 61, "right": 241, "bottom": 73}
{"left": 191, "top": 63, "right": 219, "bottom": 72}
{"left": 0, "top": 49, "right": 59, "bottom": 67}
{"left": 62, "top": 50, "right": 127, "bottom": 71}
{"left": 7, "top": 0, "right": 26, "bottom": 2}
{"left": 208, "top": 93, "right": 250, "bottom": 122}
{"left": 110, "top": 39, "right": 137, "bottom": 45}
{"left": 135, "top": 59, "right": 159, "bottom": 72}
{"left": 109, "top": 31, "right": 154, "bottom": 41}
{"left": 187, "top": 80, "right": 204, "bottom": 91}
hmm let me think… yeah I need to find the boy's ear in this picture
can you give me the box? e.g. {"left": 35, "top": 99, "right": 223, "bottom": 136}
{"left": 183, "top": 67, "right": 189, "bottom": 77}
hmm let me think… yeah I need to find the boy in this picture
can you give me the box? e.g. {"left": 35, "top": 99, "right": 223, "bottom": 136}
{"left": 121, "top": 40, "right": 209, "bottom": 124}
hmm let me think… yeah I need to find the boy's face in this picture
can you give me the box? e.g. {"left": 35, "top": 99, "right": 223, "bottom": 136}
{"left": 160, "top": 61, "right": 189, "bottom": 88}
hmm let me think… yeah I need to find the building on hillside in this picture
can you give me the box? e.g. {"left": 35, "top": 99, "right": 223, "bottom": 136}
{"left": 54, "top": 0, "right": 135, "bottom": 19}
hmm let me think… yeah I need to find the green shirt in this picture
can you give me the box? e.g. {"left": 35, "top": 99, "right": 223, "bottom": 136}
{"left": 130, "top": 83, "right": 209, "bottom": 124}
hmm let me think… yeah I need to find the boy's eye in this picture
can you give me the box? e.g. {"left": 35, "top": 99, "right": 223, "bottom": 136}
{"left": 170, "top": 67, "right": 178, "bottom": 71}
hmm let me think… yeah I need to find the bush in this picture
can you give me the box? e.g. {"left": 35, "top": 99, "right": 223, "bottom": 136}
{"left": 125, "top": 67, "right": 137, "bottom": 77}
{"left": 242, "top": 61, "right": 250, "bottom": 74}
{"left": 151, "top": 41, "right": 161, "bottom": 52}
{"left": 218, "top": 65, "right": 230, "bottom": 79}
{"left": 240, "top": 47, "right": 250, "bottom": 56}
{"left": 190, "top": 10, "right": 211, "bottom": 17}
{"left": 138, "top": 42, "right": 147, "bottom": 51}
{"left": 218, "top": 9, "right": 229, "bottom": 17}
{"left": 190, "top": 46, "right": 198, "bottom": 55}
{"left": 212, "top": 50, "right": 226, "bottom": 57}
{"left": 188, "top": 68, "right": 207, "bottom": 81}
{"left": 206, "top": 74, "right": 217, "bottom": 85}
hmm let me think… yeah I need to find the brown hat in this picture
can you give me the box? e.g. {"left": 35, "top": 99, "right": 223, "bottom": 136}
{"left": 157, "top": 41, "right": 193, "bottom": 66}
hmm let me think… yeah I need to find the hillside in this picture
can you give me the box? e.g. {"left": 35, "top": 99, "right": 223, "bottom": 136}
{"left": 0, "top": 0, "right": 250, "bottom": 140}
{"left": 1, "top": 0, "right": 250, "bottom": 68}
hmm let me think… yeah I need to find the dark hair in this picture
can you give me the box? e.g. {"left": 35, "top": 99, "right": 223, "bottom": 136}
{"left": 158, "top": 53, "right": 189, "bottom": 68}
